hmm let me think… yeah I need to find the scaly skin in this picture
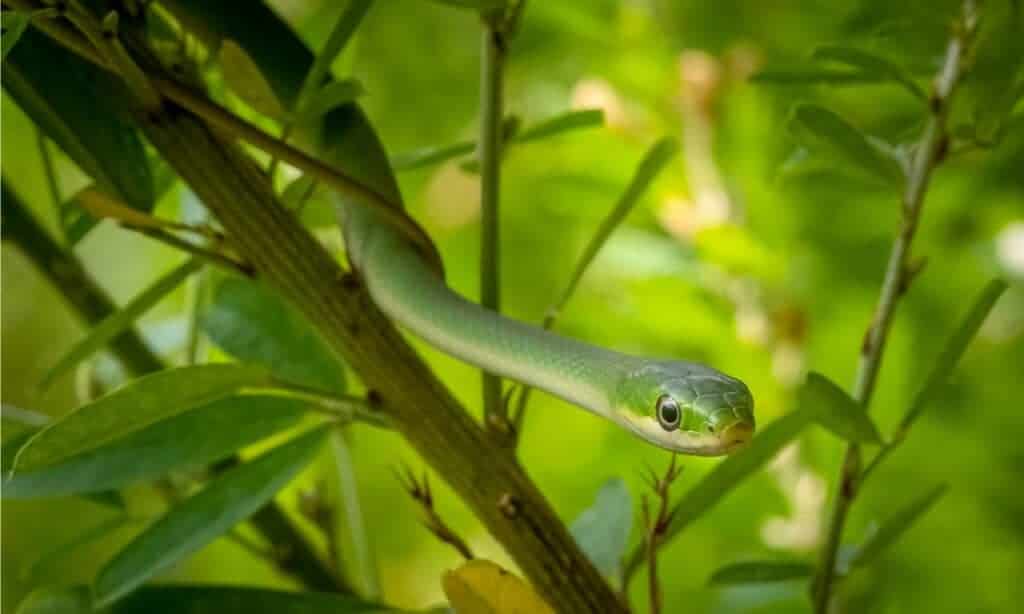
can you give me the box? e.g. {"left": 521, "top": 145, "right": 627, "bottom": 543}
{"left": 343, "top": 205, "right": 755, "bottom": 455}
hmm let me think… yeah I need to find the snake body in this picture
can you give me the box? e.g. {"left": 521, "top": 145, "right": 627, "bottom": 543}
{"left": 342, "top": 198, "right": 755, "bottom": 455}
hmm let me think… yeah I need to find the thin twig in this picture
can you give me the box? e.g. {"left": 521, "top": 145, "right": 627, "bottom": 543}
{"left": 811, "top": 2, "right": 981, "bottom": 611}
{"left": 639, "top": 455, "right": 683, "bottom": 614}
{"left": 395, "top": 465, "right": 475, "bottom": 561}
{"left": 122, "top": 224, "right": 254, "bottom": 277}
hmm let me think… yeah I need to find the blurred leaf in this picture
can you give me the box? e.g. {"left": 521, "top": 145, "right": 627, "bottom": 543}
{"left": 570, "top": 477, "right": 633, "bottom": 579}
{"left": 787, "top": 104, "right": 903, "bottom": 185}
{"left": 4, "top": 395, "right": 306, "bottom": 498}
{"left": 301, "top": 79, "right": 365, "bottom": 124}
{"left": 812, "top": 45, "right": 926, "bottom": 100}
{"left": 900, "top": 279, "right": 1007, "bottom": 429}
{"left": 73, "top": 186, "right": 182, "bottom": 232}
{"left": 22, "top": 515, "right": 134, "bottom": 581}
{"left": 1, "top": 10, "right": 32, "bottom": 60}
{"left": 3, "top": 28, "right": 154, "bottom": 220}
{"left": 291, "top": 0, "right": 371, "bottom": 120}
{"left": 425, "top": 0, "right": 507, "bottom": 10}
{"left": 391, "top": 140, "right": 476, "bottom": 171}
{"left": 17, "top": 585, "right": 397, "bottom": 614}
{"left": 442, "top": 559, "right": 556, "bottom": 614}
{"left": 709, "top": 560, "right": 815, "bottom": 585}
{"left": 202, "top": 278, "right": 347, "bottom": 394}
{"left": 13, "top": 364, "right": 271, "bottom": 472}
{"left": 219, "top": 39, "right": 286, "bottom": 119}
{"left": 847, "top": 484, "right": 948, "bottom": 569}
{"left": 515, "top": 109, "right": 604, "bottom": 144}
{"left": 800, "top": 372, "right": 883, "bottom": 444}
{"left": 93, "top": 427, "right": 329, "bottom": 607}
{"left": 751, "top": 68, "right": 879, "bottom": 85}
{"left": 40, "top": 258, "right": 203, "bottom": 389}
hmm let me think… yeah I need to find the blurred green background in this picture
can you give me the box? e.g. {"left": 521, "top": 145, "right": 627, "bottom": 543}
{"left": 3, "top": 1, "right": 1023, "bottom": 612}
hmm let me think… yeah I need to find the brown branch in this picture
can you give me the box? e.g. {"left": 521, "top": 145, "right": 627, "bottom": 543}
{"left": 639, "top": 455, "right": 683, "bottom": 614}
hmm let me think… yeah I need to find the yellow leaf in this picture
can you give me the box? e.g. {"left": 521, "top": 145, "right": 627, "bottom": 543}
{"left": 219, "top": 39, "right": 285, "bottom": 119}
{"left": 76, "top": 186, "right": 185, "bottom": 232}
{"left": 441, "top": 559, "right": 555, "bottom": 614}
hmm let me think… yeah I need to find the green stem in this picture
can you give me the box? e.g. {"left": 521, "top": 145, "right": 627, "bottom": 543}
{"left": 811, "top": 3, "right": 979, "bottom": 610}
{"left": 479, "top": 14, "right": 506, "bottom": 435}
{"left": 330, "top": 429, "right": 381, "bottom": 598}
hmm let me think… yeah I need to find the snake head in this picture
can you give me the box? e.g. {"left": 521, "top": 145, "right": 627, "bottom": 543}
{"left": 613, "top": 360, "right": 755, "bottom": 456}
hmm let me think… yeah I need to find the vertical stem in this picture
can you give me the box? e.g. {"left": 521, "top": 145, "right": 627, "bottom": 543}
{"left": 330, "top": 428, "right": 380, "bottom": 599}
{"left": 479, "top": 14, "right": 506, "bottom": 431}
{"left": 811, "top": 3, "right": 979, "bottom": 611}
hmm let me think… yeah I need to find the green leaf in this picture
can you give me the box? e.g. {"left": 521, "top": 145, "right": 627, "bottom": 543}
{"left": 751, "top": 68, "right": 880, "bottom": 86}
{"left": 41, "top": 258, "right": 203, "bottom": 389}
{"left": 4, "top": 395, "right": 306, "bottom": 498}
{"left": 623, "top": 409, "right": 815, "bottom": 575}
{"left": 425, "top": 0, "right": 507, "bottom": 10}
{"left": 202, "top": 278, "right": 347, "bottom": 394}
{"left": 18, "top": 585, "right": 398, "bottom": 614}
{"left": 570, "top": 478, "right": 633, "bottom": 579}
{"left": 12, "top": 364, "right": 271, "bottom": 472}
{"left": 800, "top": 372, "right": 883, "bottom": 444}
{"left": 219, "top": 39, "right": 286, "bottom": 119}
{"left": 301, "top": 79, "right": 365, "bottom": 125}
{"left": 291, "top": 0, "right": 371, "bottom": 120}
{"left": 93, "top": 427, "right": 329, "bottom": 607}
{"left": 709, "top": 560, "right": 815, "bottom": 585}
{"left": 901, "top": 279, "right": 1007, "bottom": 429}
{"left": 22, "top": 515, "right": 135, "bottom": 582}
{"left": 787, "top": 103, "right": 903, "bottom": 185}
{"left": 847, "top": 484, "right": 948, "bottom": 569}
{"left": 515, "top": 109, "right": 605, "bottom": 144}
{"left": 1, "top": 10, "right": 32, "bottom": 60}
{"left": 812, "top": 45, "right": 927, "bottom": 101}
{"left": 3, "top": 29, "right": 154, "bottom": 219}
{"left": 391, "top": 140, "right": 476, "bottom": 171}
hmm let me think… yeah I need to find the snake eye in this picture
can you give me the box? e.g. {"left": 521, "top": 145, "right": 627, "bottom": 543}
{"left": 656, "top": 395, "right": 681, "bottom": 431}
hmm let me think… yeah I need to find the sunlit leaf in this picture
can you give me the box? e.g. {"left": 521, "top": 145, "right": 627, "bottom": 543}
{"left": 709, "top": 560, "right": 815, "bottom": 585}
{"left": 93, "top": 427, "right": 329, "bottom": 607}
{"left": 442, "top": 559, "right": 556, "bottom": 614}
{"left": 13, "top": 364, "right": 271, "bottom": 472}
{"left": 800, "top": 372, "right": 883, "bottom": 444}
{"left": 40, "top": 258, "right": 203, "bottom": 389}
{"left": 515, "top": 109, "right": 604, "bottom": 144}
{"left": 847, "top": 484, "right": 948, "bottom": 569}
{"left": 570, "top": 477, "right": 633, "bottom": 580}
{"left": 812, "top": 45, "right": 926, "bottom": 100}
{"left": 4, "top": 395, "right": 306, "bottom": 498}
{"left": 787, "top": 103, "right": 903, "bottom": 185}
{"left": 202, "top": 278, "right": 347, "bottom": 394}
{"left": 219, "top": 39, "right": 286, "bottom": 119}
{"left": 391, "top": 140, "right": 476, "bottom": 171}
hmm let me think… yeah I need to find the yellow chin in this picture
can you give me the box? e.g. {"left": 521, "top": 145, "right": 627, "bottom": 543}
{"left": 616, "top": 413, "right": 750, "bottom": 456}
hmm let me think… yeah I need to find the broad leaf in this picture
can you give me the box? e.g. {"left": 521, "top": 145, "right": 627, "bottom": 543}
{"left": 202, "top": 278, "right": 347, "bottom": 394}
{"left": 847, "top": 484, "right": 948, "bottom": 569}
{"left": 4, "top": 395, "right": 306, "bottom": 498}
{"left": 41, "top": 258, "right": 202, "bottom": 389}
{"left": 442, "top": 559, "right": 555, "bottom": 614}
{"left": 219, "top": 39, "right": 286, "bottom": 119}
{"left": 800, "top": 372, "right": 883, "bottom": 444}
{"left": 93, "top": 427, "right": 329, "bottom": 606}
{"left": 787, "top": 103, "right": 903, "bottom": 185}
{"left": 570, "top": 478, "right": 633, "bottom": 579}
{"left": 709, "top": 560, "right": 815, "bottom": 585}
{"left": 12, "top": 364, "right": 271, "bottom": 472}
{"left": 3, "top": 29, "right": 154, "bottom": 235}
{"left": 812, "top": 45, "right": 926, "bottom": 100}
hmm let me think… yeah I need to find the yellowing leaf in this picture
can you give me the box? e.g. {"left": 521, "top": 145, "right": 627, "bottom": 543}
{"left": 76, "top": 186, "right": 188, "bottom": 232}
{"left": 219, "top": 39, "right": 286, "bottom": 119}
{"left": 441, "top": 560, "right": 555, "bottom": 614}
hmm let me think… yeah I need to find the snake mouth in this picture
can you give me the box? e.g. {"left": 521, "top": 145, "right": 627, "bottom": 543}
{"left": 615, "top": 413, "right": 755, "bottom": 456}
{"left": 720, "top": 421, "right": 754, "bottom": 451}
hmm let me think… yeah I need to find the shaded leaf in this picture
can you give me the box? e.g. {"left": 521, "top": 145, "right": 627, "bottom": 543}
{"left": 787, "top": 104, "right": 903, "bottom": 184}
{"left": 751, "top": 68, "right": 879, "bottom": 85}
{"left": 219, "top": 39, "right": 286, "bottom": 119}
{"left": 426, "top": 0, "right": 507, "bottom": 10}
{"left": 301, "top": 79, "right": 365, "bottom": 124}
{"left": 570, "top": 478, "right": 633, "bottom": 579}
{"left": 22, "top": 515, "right": 135, "bottom": 581}
{"left": 3, "top": 29, "right": 154, "bottom": 218}
{"left": 847, "top": 484, "right": 948, "bottom": 568}
{"left": 41, "top": 258, "right": 203, "bottom": 389}
{"left": 709, "top": 560, "right": 815, "bottom": 585}
{"left": 812, "top": 45, "right": 926, "bottom": 100}
{"left": 13, "top": 364, "right": 271, "bottom": 472}
{"left": 442, "top": 559, "right": 556, "bottom": 614}
{"left": 800, "top": 372, "right": 883, "bottom": 444}
{"left": 93, "top": 427, "right": 329, "bottom": 607}
{"left": 1, "top": 10, "right": 32, "bottom": 60}
{"left": 202, "top": 278, "right": 347, "bottom": 394}
{"left": 4, "top": 395, "right": 306, "bottom": 498}
{"left": 16, "top": 586, "right": 91, "bottom": 614}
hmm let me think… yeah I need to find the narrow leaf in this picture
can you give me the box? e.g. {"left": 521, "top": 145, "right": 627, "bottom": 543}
{"left": 301, "top": 79, "right": 365, "bottom": 124}
{"left": 74, "top": 186, "right": 188, "bottom": 233}
{"left": 93, "top": 427, "right": 329, "bottom": 607}
{"left": 787, "top": 103, "right": 903, "bottom": 184}
{"left": 901, "top": 279, "right": 1007, "bottom": 429}
{"left": 1, "top": 10, "right": 31, "bottom": 60}
{"left": 812, "top": 45, "right": 926, "bottom": 101}
{"left": 426, "top": 0, "right": 507, "bottom": 10}
{"left": 4, "top": 396, "right": 306, "bottom": 498}
{"left": 847, "top": 484, "right": 948, "bottom": 568}
{"left": 800, "top": 372, "right": 883, "bottom": 444}
{"left": 515, "top": 109, "right": 605, "bottom": 144}
{"left": 41, "top": 258, "right": 203, "bottom": 389}
{"left": 13, "top": 364, "right": 271, "bottom": 472}
{"left": 18, "top": 585, "right": 398, "bottom": 614}
{"left": 202, "top": 278, "right": 347, "bottom": 394}
{"left": 291, "top": 0, "right": 371, "bottom": 118}
{"left": 22, "top": 515, "right": 135, "bottom": 581}
{"left": 391, "top": 140, "right": 476, "bottom": 171}
{"left": 751, "top": 68, "right": 879, "bottom": 85}
{"left": 709, "top": 560, "right": 815, "bottom": 585}
{"left": 570, "top": 478, "right": 633, "bottom": 579}
{"left": 219, "top": 39, "right": 286, "bottom": 119}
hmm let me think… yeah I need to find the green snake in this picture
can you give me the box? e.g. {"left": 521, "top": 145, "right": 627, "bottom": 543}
{"left": 342, "top": 199, "right": 755, "bottom": 456}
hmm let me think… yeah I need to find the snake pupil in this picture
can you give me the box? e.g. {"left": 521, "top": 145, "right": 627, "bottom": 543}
{"left": 656, "top": 395, "right": 681, "bottom": 431}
